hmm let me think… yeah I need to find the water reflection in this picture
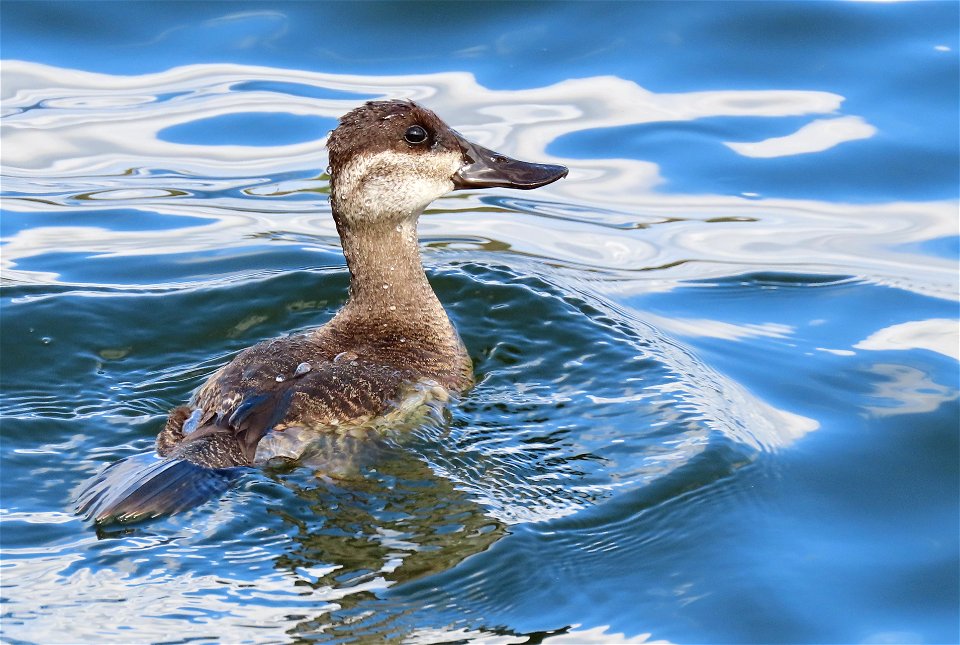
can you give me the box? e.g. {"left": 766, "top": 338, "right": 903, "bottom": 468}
{"left": 855, "top": 318, "right": 959, "bottom": 360}
{"left": 267, "top": 441, "right": 506, "bottom": 638}
{"left": 640, "top": 312, "right": 794, "bottom": 341}
{"left": 3, "top": 61, "right": 956, "bottom": 300}
{"left": 9, "top": 434, "right": 507, "bottom": 642}
{"left": 861, "top": 363, "right": 958, "bottom": 418}
{"left": 724, "top": 115, "right": 877, "bottom": 158}
{"left": 1, "top": 57, "right": 956, "bottom": 644}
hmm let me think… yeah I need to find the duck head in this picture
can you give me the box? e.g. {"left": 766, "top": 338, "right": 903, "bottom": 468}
{"left": 327, "top": 100, "right": 567, "bottom": 226}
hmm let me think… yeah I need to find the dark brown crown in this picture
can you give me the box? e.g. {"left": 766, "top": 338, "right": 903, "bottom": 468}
{"left": 327, "top": 100, "right": 461, "bottom": 173}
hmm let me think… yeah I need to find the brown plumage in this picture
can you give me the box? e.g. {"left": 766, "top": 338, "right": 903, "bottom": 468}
{"left": 158, "top": 322, "right": 471, "bottom": 469}
{"left": 77, "top": 100, "right": 566, "bottom": 523}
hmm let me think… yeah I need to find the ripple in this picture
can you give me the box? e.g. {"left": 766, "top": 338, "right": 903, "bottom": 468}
{"left": 73, "top": 187, "right": 189, "bottom": 200}
{"left": 394, "top": 264, "right": 819, "bottom": 525}
{"left": 2, "top": 258, "right": 817, "bottom": 641}
{"left": 0, "top": 52, "right": 956, "bottom": 645}
{"left": 2, "top": 60, "right": 955, "bottom": 301}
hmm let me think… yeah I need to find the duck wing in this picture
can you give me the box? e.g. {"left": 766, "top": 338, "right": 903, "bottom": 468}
{"left": 77, "top": 353, "right": 412, "bottom": 524}
{"left": 75, "top": 452, "right": 243, "bottom": 525}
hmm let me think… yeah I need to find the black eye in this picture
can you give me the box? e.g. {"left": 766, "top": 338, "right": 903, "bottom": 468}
{"left": 404, "top": 124, "right": 429, "bottom": 145}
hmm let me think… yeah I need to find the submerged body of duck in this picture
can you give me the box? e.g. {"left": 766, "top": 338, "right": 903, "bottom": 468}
{"left": 77, "top": 100, "right": 567, "bottom": 523}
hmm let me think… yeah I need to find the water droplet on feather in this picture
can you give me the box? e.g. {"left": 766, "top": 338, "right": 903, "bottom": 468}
{"left": 183, "top": 408, "right": 204, "bottom": 434}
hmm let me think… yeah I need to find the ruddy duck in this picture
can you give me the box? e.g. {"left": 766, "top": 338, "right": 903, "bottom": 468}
{"left": 77, "top": 100, "right": 567, "bottom": 523}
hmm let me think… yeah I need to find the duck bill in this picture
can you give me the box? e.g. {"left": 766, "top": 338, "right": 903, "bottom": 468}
{"left": 453, "top": 135, "right": 568, "bottom": 190}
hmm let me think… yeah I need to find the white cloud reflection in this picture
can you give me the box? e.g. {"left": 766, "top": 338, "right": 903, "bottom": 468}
{"left": 862, "top": 363, "right": 959, "bottom": 417}
{"left": 1, "top": 60, "right": 955, "bottom": 303}
{"left": 724, "top": 116, "right": 877, "bottom": 158}
{"left": 1, "top": 61, "right": 847, "bottom": 176}
{"left": 855, "top": 318, "right": 959, "bottom": 360}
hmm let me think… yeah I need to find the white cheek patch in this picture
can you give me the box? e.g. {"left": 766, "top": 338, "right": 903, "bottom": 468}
{"left": 334, "top": 149, "right": 462, "bottom": 222}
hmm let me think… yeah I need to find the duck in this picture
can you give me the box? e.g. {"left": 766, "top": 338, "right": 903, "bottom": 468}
{"left": 77, "top": 99, "right": 567, "bottom": 524}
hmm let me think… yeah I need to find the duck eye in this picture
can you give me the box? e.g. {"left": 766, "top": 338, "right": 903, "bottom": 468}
{"left": 404, "top": 125, "right": 429, "bottom": 145}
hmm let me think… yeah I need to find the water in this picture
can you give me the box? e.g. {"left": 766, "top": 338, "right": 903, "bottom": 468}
{"left": 1, "top": 2, "right": 957, "bottom": 643}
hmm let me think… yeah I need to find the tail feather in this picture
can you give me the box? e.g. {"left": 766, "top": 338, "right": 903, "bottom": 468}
{"left": 76, "top": 452, "right": 244, "bottom": 524}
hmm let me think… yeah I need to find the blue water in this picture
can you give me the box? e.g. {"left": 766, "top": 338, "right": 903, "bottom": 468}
{"left": 2, "top": 2, "right": 958, "bottom": 643}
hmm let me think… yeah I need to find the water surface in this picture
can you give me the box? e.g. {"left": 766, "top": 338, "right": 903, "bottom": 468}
{"left": 1, "top": 2, "right": 958, "bottom": 643}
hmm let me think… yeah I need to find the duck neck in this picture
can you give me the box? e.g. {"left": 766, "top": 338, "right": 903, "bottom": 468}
{"left": 333, "top": 213, "right": 451, "bottom": 333}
